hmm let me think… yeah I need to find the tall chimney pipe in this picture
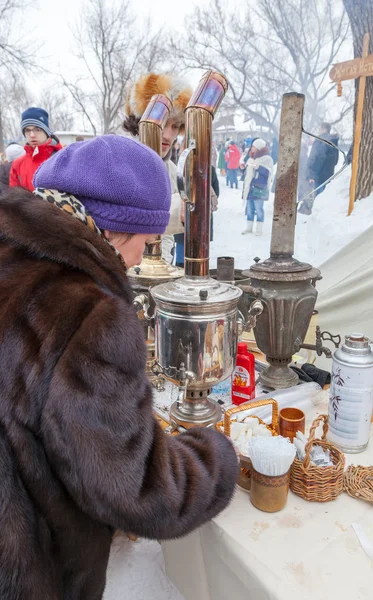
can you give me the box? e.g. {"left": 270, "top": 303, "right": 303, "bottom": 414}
{"left": 178, "top": 72, "right": 227, "bottom": 278}
{"left": 270, "top": 92, "right": 304, "bottom": 261}
{"left": 139, "top": 94, "right": 173, "bottom": 260}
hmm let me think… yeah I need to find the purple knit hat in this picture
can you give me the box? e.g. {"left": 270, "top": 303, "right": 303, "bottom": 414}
{"left": 33, "top": 135, "right": 171, "bottom": 234}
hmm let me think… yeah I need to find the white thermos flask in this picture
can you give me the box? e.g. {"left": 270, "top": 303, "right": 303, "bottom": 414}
{"left": 328, "top": 333, "right": 373, "bottom": 453}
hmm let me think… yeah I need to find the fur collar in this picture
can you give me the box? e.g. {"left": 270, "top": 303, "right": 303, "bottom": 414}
{"left": 0, "top": 188, "right": 130, "bottom": 298}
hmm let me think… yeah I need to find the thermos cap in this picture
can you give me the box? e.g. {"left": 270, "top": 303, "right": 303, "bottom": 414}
{"left": 343, "top": 333, "right": 371, "bottom": 355}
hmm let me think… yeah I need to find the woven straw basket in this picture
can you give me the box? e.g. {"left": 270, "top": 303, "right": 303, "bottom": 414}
{"left": 216, "top": 398, "right": 279, "bottom": 489}
{"left": 290, "top": 414, "right": 345, "bottom": 502}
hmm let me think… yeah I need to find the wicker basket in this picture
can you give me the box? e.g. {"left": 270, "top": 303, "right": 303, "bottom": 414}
{"left": 216, "top": 398, "right": 279, "bottom": 490}
{"left": 344, "top": 465, "right": 373, "bottom": 503}
{"left": 290, "top": 414, "right": 345, "bottom": 502}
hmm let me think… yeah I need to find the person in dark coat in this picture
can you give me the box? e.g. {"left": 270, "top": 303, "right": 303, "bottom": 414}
{"left": 0, "top": 142, "right": 25, "bottom": 195}
{"left": 347, "top": 142, "right": 353, "bottom": 165}
{"left": 306, "top": 122, "right": 339, "bottom": 196}
{"left": 271, "top": 137, "right": 279, "bottom": 165}
{"left": 0, "top": 135, "right": 238, "bottom": 600}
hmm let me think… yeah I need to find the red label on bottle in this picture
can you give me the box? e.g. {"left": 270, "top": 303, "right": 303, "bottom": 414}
{"left": 232, "top": 351, "right": 256, "bottom": 405}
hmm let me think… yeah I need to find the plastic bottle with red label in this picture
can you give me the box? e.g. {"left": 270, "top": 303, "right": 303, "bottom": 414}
{"left": 232, "top": 342, "right": 256, "bottom": 405}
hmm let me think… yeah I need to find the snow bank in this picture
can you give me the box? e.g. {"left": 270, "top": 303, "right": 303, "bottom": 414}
{"left": 210, "top": 166, "right": 373, "bottom": 271}
{"left": 302, "top": 165, "right": 373, "bottom": 266}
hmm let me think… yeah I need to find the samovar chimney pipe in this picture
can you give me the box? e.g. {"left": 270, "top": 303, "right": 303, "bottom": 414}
{"left": 139, "top": 93, "right": 172, "bottom": 153}
{"left": 178, "top": 71, "right": 228, "bottom": 278}
{"left": 139, "top": 94, "right": 173, "bottom": 259}
{"left": 270, "top": 92, "right": 304, "bottom": 260}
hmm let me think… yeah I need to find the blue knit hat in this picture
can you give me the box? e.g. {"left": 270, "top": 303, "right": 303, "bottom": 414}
{"left": 33, "top": 135, "right": 171, "bottom": 234}
{"left": 22, "top": 107, "right": 52, "bottom": 137}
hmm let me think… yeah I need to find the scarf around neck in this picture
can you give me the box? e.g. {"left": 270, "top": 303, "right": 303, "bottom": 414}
{"left": 33, "top": 187, "right": 125, "bottom": 265}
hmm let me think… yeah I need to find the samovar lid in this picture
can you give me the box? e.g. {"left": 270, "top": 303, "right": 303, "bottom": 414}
{"left": 248, "top": 255, "right": 313, "bottom": 273}
{"left": 127, "top": 257, "right": 183, "bottom": 289}
{"left": 242, "top": 256, "right": 321, "bottom": 282}
{"left": 151, "top": 276, "right": 242, "bottom": 305}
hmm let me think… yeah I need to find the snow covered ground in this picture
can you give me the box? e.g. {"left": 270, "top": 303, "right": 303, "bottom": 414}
{"left": 210, "top": 165, "right": 373, "bottom": 270}
{"left": 104, "top": 535, "right": 183, "bottom": 600}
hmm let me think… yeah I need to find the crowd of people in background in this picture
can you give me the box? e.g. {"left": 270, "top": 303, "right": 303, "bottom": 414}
{"left": 216, "top": 121, "right": 340, "bottom": 230}
{"left": 0, "top": 99, "right": 340, "bottom": 250}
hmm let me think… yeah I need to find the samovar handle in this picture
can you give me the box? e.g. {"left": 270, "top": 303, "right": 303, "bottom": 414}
{"left": 177, "top": 139, "right": 196, "bottom": 211}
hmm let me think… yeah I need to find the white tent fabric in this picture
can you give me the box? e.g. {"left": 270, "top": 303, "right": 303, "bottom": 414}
{"left": 315, "top": 223, "right": 373, "bottom": 368}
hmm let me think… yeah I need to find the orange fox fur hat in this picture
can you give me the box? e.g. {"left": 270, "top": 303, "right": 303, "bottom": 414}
{"left": 123, "top": 73, "right": 192, "bottom": 135}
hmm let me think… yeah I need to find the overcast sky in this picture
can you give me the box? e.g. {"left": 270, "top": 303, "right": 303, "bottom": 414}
{"left": 18, "top": 0, "right": 352, "bottom": 136}
{"left": 25, "top": 0, "right": 204, "bottom": 82}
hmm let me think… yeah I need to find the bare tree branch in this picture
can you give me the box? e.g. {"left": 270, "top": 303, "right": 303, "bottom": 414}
{"left": 171, "top": 0, "right": 351, "bottom": 135}
{"left": 62, "top": 0, "right": 168, "bottom": 134}
{"left": 0, "top": 0, "right": 39, "bottom": 75}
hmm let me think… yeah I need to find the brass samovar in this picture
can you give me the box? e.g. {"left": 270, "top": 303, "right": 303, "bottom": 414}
{"left": 127, "top": 94, "right": 183, "bottom": 385}
{"left": 240, "top": 93, "right": 322, "bottom": 389}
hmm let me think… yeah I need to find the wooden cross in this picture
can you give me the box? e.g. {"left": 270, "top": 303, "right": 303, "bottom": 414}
{"left": 330, "top": 33, "right": 373, "bottom": 216}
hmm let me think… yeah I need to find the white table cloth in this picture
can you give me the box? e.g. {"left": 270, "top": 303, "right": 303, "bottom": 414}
{"left": 162, "top": 393, "right": 373, "bottom": 600}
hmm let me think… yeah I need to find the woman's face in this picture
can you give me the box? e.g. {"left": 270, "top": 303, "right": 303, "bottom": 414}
{"left": 104, "top": 232, "right": 157, "bottom": 268}
{"left": 161, "top": 117, "right": 181, "bottom": 158}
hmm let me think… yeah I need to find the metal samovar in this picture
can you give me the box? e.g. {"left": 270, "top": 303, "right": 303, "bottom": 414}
{"left": 150, "top": 71, "right": 244, "bottom": 429}
{"left": 127, "top": 94, "right": 183, "bottom": 385}
{"left": 241, "top": 93, "right": 322, "bottom": 389}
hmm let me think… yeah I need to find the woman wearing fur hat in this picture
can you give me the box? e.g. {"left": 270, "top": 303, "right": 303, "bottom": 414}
{"left": 0, "top": 135, "right": 238, "bottom": 600}
{"left": 9, "top": 107, "right": 62, "bottom": 191}
{"left": 242, "top": 138, "right": 273, "bottom": 236}
{"left": 123, "top": 73, "right": 193, "bottom": 262}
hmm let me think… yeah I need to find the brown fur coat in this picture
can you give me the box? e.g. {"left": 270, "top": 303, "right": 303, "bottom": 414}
{"left": 0, "top": 189, "right": 238, "bottom": 600}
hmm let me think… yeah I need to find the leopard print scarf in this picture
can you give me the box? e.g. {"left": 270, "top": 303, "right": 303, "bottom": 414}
{"left": 33, "top": 188, "right": 125, "bottom": 265}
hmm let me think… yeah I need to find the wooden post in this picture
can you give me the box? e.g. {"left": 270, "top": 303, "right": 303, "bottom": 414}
{"left": 348, "top": 33, "right": 370, "bottom": 216}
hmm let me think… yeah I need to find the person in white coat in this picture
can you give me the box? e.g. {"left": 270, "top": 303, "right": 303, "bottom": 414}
{"left": 123, "top": 73, "right": 193, "bottom": 262}
{"left": 241, "top": 138, "right": 273, "bottom": 236}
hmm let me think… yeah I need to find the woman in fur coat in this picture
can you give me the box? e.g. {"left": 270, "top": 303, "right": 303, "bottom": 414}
{"left": 0, "top": 135, "right": 238, "bottom": 600}
{"left": 242, "top": 138, "right": 273, "bottom": 236}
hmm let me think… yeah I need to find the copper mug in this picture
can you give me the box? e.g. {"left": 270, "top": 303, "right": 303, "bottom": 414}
{"left": 279, "top": 407, "right": 305, "bottom": 441}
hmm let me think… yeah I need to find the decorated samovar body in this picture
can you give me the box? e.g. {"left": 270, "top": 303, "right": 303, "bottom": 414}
{"left": 151, "top": 72, "right": 243, "bottom": 429}
{"left": 240, "top": 93, "right": 321, "bottom": 389}
{"left": 127, "top": 94, "right": 183, "bottom": 384}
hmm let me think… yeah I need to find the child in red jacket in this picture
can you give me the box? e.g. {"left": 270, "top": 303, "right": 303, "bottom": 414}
{"left": 10, "top": 107, "right": 62, "bottom": 191}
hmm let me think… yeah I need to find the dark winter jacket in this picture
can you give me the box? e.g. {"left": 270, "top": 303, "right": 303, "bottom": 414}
{"left": 9, "top": 137, "right": 63, "bottom": 191}
{"left": 0, "top": 189, "right": 238, "bottom": 600}
{"left": 0, "top": 162, "right": 11, "bottom": 195}
{"left": 347, "top": 143, "right": 353, "bottom": 165}
{"left": 271, "top": 138, "right": 279, "bottom": 165}
{"left": 211, "top": 165, "right": 220, "bottom": 197}
{"left": 306, "top": 133, "right": 339, "bottom": 187}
